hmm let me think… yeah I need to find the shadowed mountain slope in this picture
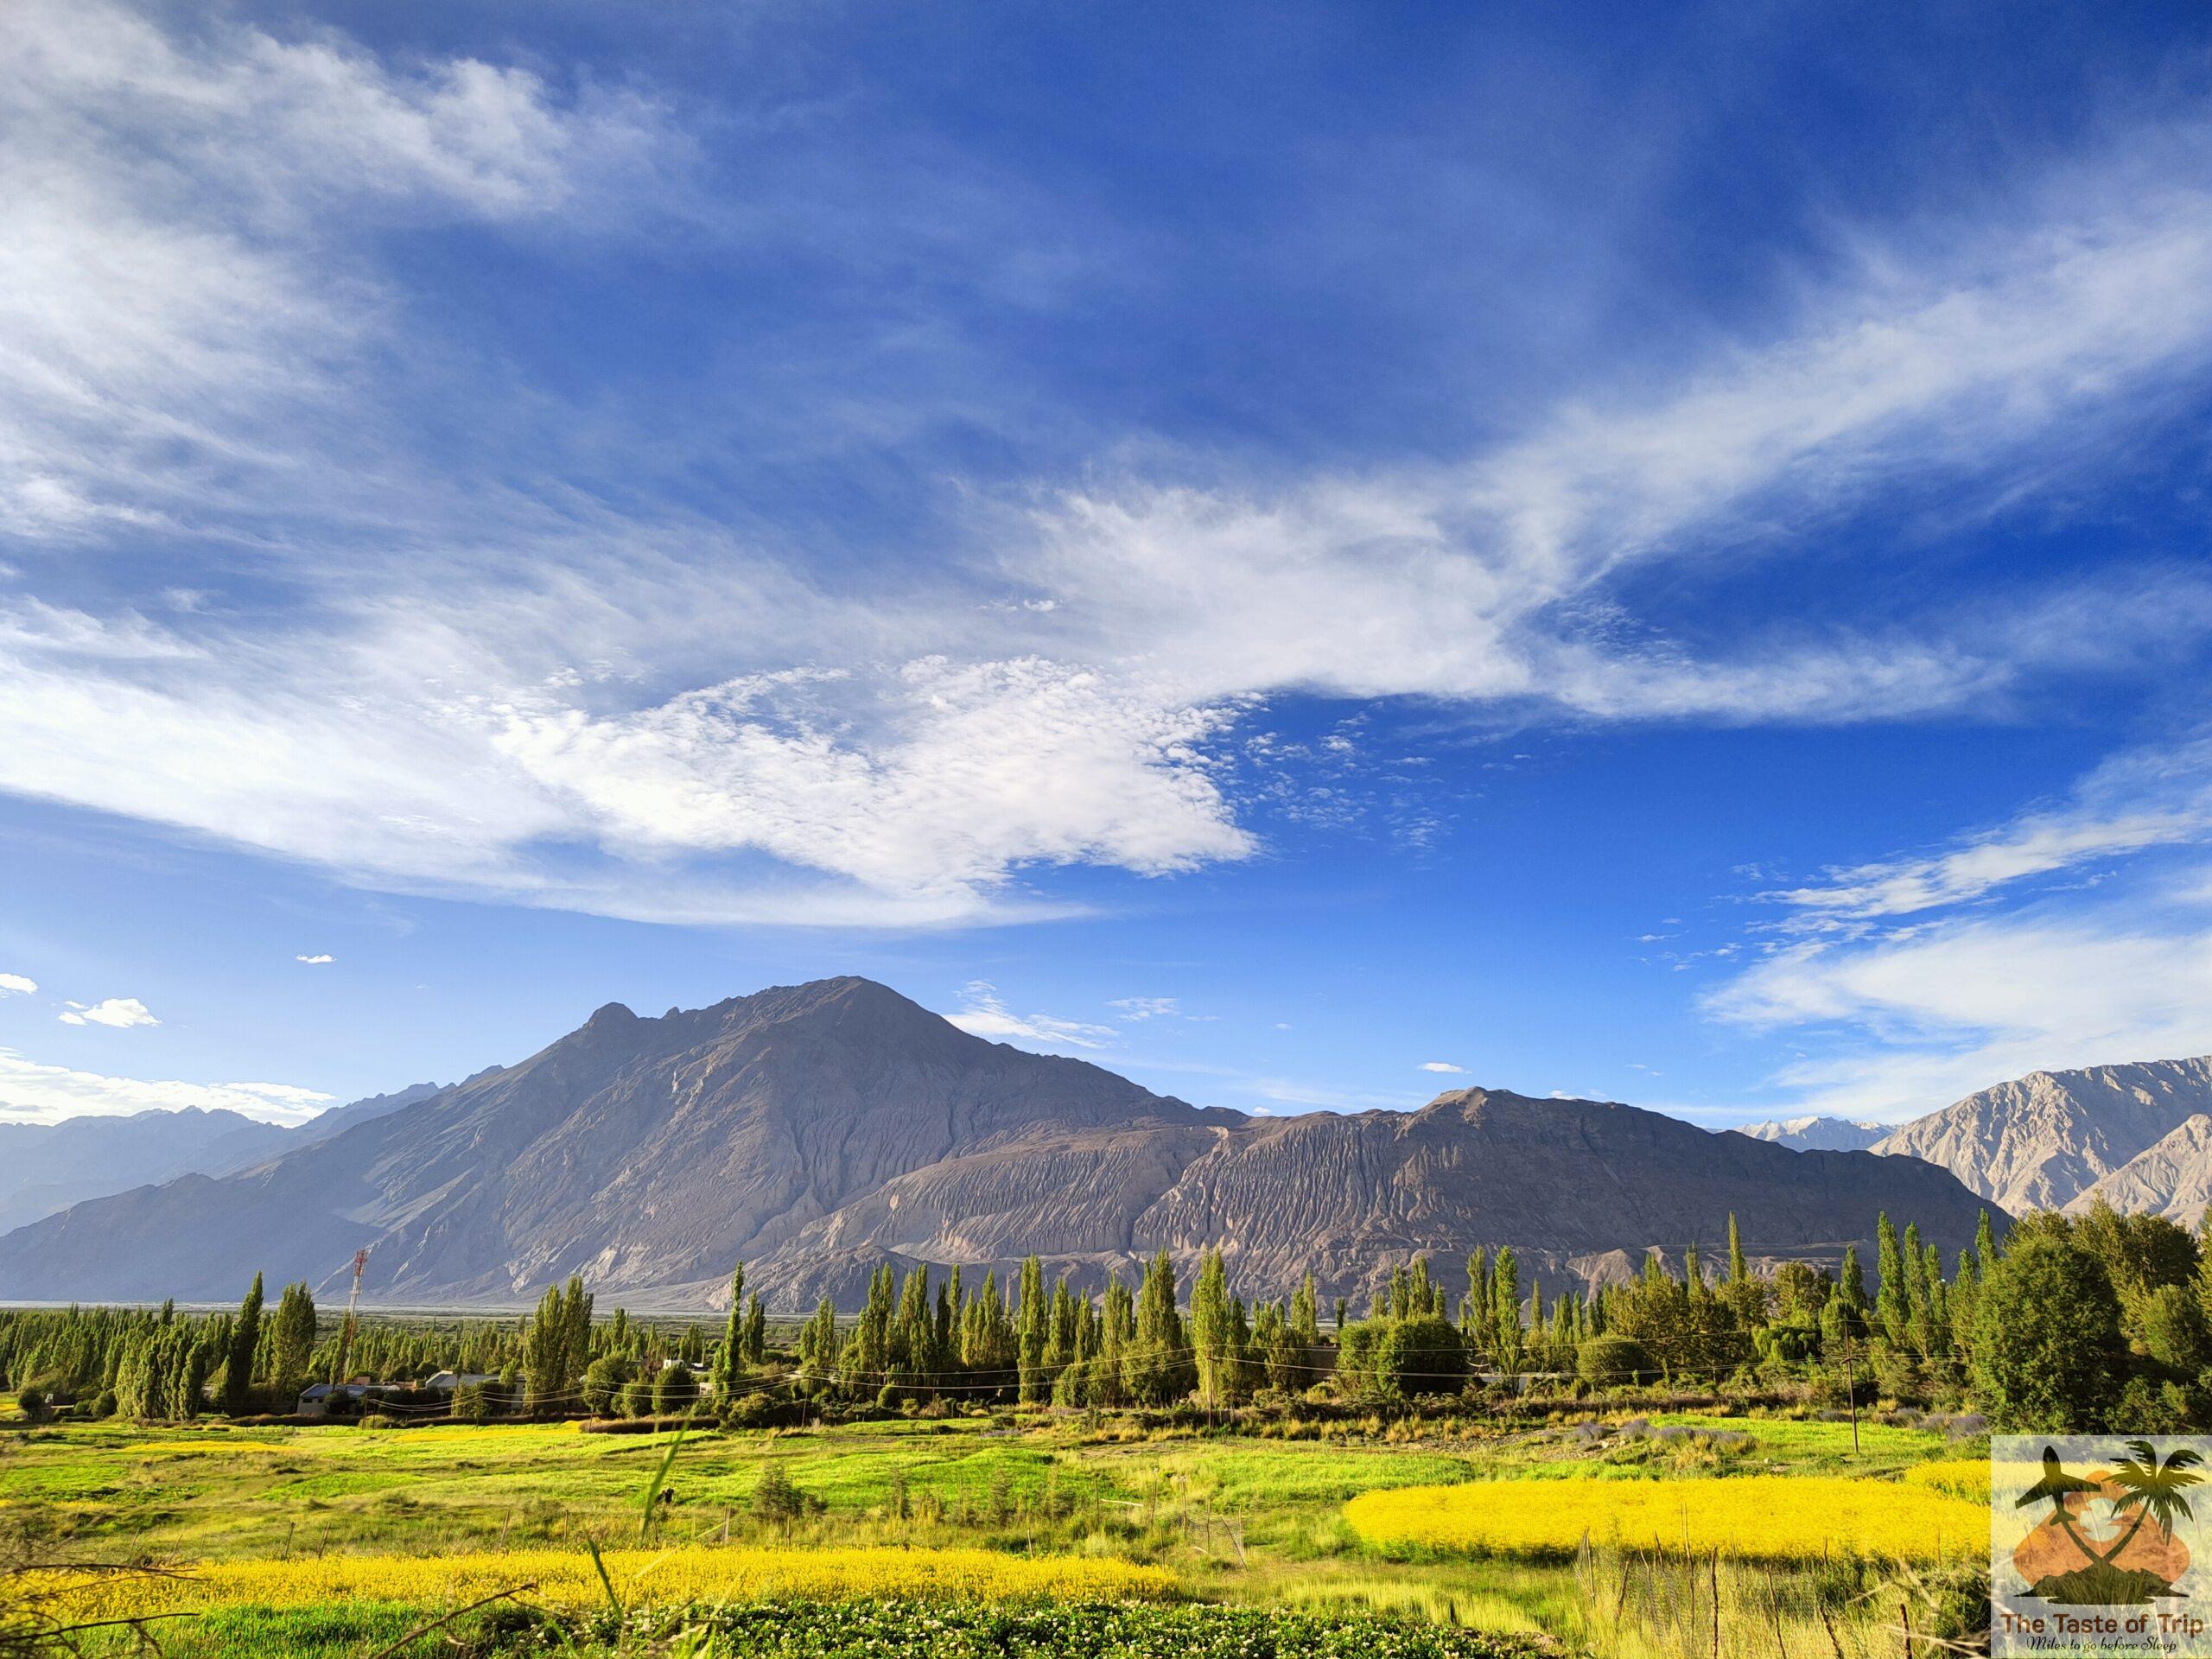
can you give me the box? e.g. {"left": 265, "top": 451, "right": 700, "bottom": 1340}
{"left": 0, "top": 978, "right": 1996, "bottom": 1306}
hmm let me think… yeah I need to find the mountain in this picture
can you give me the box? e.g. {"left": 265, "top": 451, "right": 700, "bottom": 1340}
{"left": 1872, "top": 1058, "right": 2212, "bottom": 1214}
{"left": 290, "top": 1075, "right": 487, "bottom": 1147}
{"left": 2063, "top": 1115, "right": 2212, "bottom": 1224}
{"left": 0, "top": 1077, "right": 462, "bottom": 1236}
{"left": 0, "top": 977, "right": 2000, "bottom": 1307}
{"left": 0, "top": 1108, "right": 290, "bottom": 1233}
{"left": 1732, "top": 1116, "right": 1889, "bottom": 1153}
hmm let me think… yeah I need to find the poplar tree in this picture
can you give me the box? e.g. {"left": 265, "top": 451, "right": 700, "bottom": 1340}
{"left": 222, "top": 1273, "right": 264, "bottom": 1414}
{"left": 1874, "top": 1213, "right": 1910, "bottom": 1350}
{"left": 1016, "top": 1256, "right": 1048, "bottom": 1402}
{"left": 1491, "top": 1248, "right": 1523, "bottom": 1376}
{"left": 1124, "top": 1249, "right": 1193, "bottom": 1404}
{"left": 712, "top": 1263, "right": 747, "bottom": 1402}
{"left": 270, "top": 1282, "right": 317, "bottom": 1383}
{"left": 1189, "top": 1249, "right": 1236, "bottom": 1410}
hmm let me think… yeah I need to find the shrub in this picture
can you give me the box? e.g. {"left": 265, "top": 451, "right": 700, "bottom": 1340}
{"left": 619, "top": 1380, "right": 654, "bottom": 1418}
{"left": 2138, "top": 1284, "right": 2212, "bottom": 1376}
{"left": 16, "top": 1385, "right": 47, "bottom": 1421}
{"left": 729, "top": 1391, "right": 804, "bottom": 1429}
{"left": 752, "top": 1465, "right": 819, "bottom": 1523}
{"left": 1576, "top": 1333, "right": 1655, "bottom": 1387}
{"left": 1972, "top": 1229, "right": 2126, "bottom": 1432}
{"left": 653, "top": 1365, "right": 700, "bottom": 1416}
{"left": 1376, "top": 1317, "right": 1465, "bottom": 1398}
{"left": 582, "top": 1356, "right": 632, "bottom": 1416}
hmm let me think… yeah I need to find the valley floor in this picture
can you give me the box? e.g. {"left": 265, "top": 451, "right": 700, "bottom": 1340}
{"left": 1, "top": 1406, "right": 1987, "bottom": 1658}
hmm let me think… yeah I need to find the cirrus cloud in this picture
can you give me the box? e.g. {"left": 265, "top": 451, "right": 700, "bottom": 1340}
{"left": 59, "top": 996, "right": 159, "bottom": 1028}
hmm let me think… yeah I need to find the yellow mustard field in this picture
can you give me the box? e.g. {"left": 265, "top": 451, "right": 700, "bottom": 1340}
{"left": 1905, "top": 1459, "right": 1991, "bottom": 1503}
{"left": 1344, "top": 1476, "right": 1988, "bottom": 1563}
{"left": 45, "top": 1545, "right": 1179, "bottom": 1620}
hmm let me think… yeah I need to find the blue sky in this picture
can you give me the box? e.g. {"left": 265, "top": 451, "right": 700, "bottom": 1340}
{"left": 5, "top": 0, "right": 2212, "bottom": 1130}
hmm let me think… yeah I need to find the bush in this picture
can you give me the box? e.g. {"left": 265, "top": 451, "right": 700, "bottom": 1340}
{"left": 653, "top": 1365, "right": 700, "bottom": 1416}
{"left": 2139, "top": 1284, "right": 2212, "bottom": 1376}
{"left": 1376, "top": 1317, "right": 1465, "bottom": 1398}
{"left": 1577, "top": 1333, "right": 1655, "bottom": 1387}
{"left": 1973, "top": 1230, "right": 2126, "bottom": 1432}
{"left": 728, "top": 1391, "right": 805, "bottom": 1429}
{"left": 752, "top": 1464, "right": 820, "bottom": 1523}
{"left": 620, "top": 1379, "right": 655, "bottom": 1418}
{"left": 582, "top": 1356, "right": 632, "bottom": 1416}
{"left": 16, "top": 1385, "right": 47, "bottom": 1421}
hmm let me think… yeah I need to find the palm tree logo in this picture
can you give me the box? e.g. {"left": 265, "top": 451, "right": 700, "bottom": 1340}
{"left": 2013, "top": 1441, "right": 2203, "bottom": 1605}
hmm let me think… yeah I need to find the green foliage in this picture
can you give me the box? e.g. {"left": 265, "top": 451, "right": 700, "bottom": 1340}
{"left": 710, "top": 1263, "right": 746, "bottom": 1402}
{"left": 750, "top": 1462, "right": 819, "bottom": 1523}
{"left": 223, "top": 1272, "right": 264, "bottom": 1414}
{"left": 1576, "top": 1332, "right": 1655, "bottom": 1386}
{"left": 582, "top": 1355, "right": 632, "bottom": 1416}
{"left": 1123, "top": 1249, "right": 1194, "bottom": 1405}
{"left": 652, "top": 1364, "right": 700, "bottom": 1415}
{"left": 1974, "top": 1224, "right": 2127, "bottom": 1432}
{"left": 2138, "top": 1284, "right": 2212, "bottom": 1376}
{"left": 691, "top": 1599, "right": 1554, "bottom": 1658}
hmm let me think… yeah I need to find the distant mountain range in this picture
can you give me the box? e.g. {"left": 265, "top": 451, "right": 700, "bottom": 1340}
{"left": 1732, "top": 1116, "right": 1888, "bottom": 1153}
{"left": 0, "top": 977, "right": 1997, "bottom": 1307}
{"left": 1870, "top": 1058, "right": 2212, "bottom": 1216}
{"left": 1726, "top": 1057, "right": 2212, "bottom": 1223}
{"left": 0, "top": 1078, "right": 461, "bottom": 1235}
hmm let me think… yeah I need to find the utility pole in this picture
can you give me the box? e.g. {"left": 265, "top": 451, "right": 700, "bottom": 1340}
{"left": 1842, "top": 1325, "right": 1860, "bottom": 1459}
{"left": 332, "top": 1248, "right": 369, "bottom": 1383}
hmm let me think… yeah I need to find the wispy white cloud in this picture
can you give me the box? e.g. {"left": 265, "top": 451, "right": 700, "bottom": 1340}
{"left": 1418, "top": 1060, "right": 1465, "bottom": 1073}
{"left": 59, "top": 996, "right": 158, "bottom": 1028}
{"left": 0, "top": 974, "right": 35, "bottom": 995}
{"left": 295, "top": 953, "right": 334, "bottom": 964}
{"left": 0, "top": 0, "right": 686, "bottom": 540}
{"left": 1707, "top": 905, "right": 2212, "bottom": 1122}
{"left": 942, "top": 981, "right": 1115, "bottom": 1052}
{"left": 0, "top": 1047, "right": 328, "bottom": 1124}
{"left": 1109, "top": 996, "right": 1180, "bottom": 1020}
{"left": 1763, "top": 734, "right": 2212, "bottom": 927}
{"left": 10, "top": 6, "right": 2212, "bottom": 929}
{"left": 1707, "top": 734, "right": 2212, "bottom": 1118}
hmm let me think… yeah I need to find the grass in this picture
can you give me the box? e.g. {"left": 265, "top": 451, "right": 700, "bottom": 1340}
{"left": 3, "top": 1403, "right": 1988, "bottom": 1657}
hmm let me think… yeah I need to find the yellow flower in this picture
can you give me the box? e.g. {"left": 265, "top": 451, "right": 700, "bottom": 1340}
{"left": 42, "top": 1546, "right": 1175, "bottom": 1620}
{"left": 1345, "top": 1476, "right": 1986, "bottom": 1563}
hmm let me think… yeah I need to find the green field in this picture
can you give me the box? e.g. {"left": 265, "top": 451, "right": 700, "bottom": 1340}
{"left": 1, "top": 1405, "right": 1980, "bottom": 1658}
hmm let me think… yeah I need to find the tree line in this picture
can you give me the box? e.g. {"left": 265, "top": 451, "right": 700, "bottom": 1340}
{"left": 7, "top": 1199, "right": 2206, "bottom": 1432}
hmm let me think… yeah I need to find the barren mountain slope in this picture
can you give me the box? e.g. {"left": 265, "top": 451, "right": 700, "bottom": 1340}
{"left": 0, "top": 978, "right": 1999, "bottom": 1307}
{"left": 1872, "top": 1058, "right": 2212, "bottom": 1213}
{"left": 0, "top": 979, "right": 1227, "bottom": 1301}
{"left": 2064, "top": 1114, "right": 2212, "bottom": 1224}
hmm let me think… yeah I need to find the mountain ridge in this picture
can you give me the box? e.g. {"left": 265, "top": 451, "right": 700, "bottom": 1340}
{"left": 1871, "top": 1057, "right": 2212, "bottom": 1214}
{"left": 1732, "top": 1116, "right": 1889, "bottom": 1153}
{"left": 0, "top": 977, "right": 1999, "bottom": 1307}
